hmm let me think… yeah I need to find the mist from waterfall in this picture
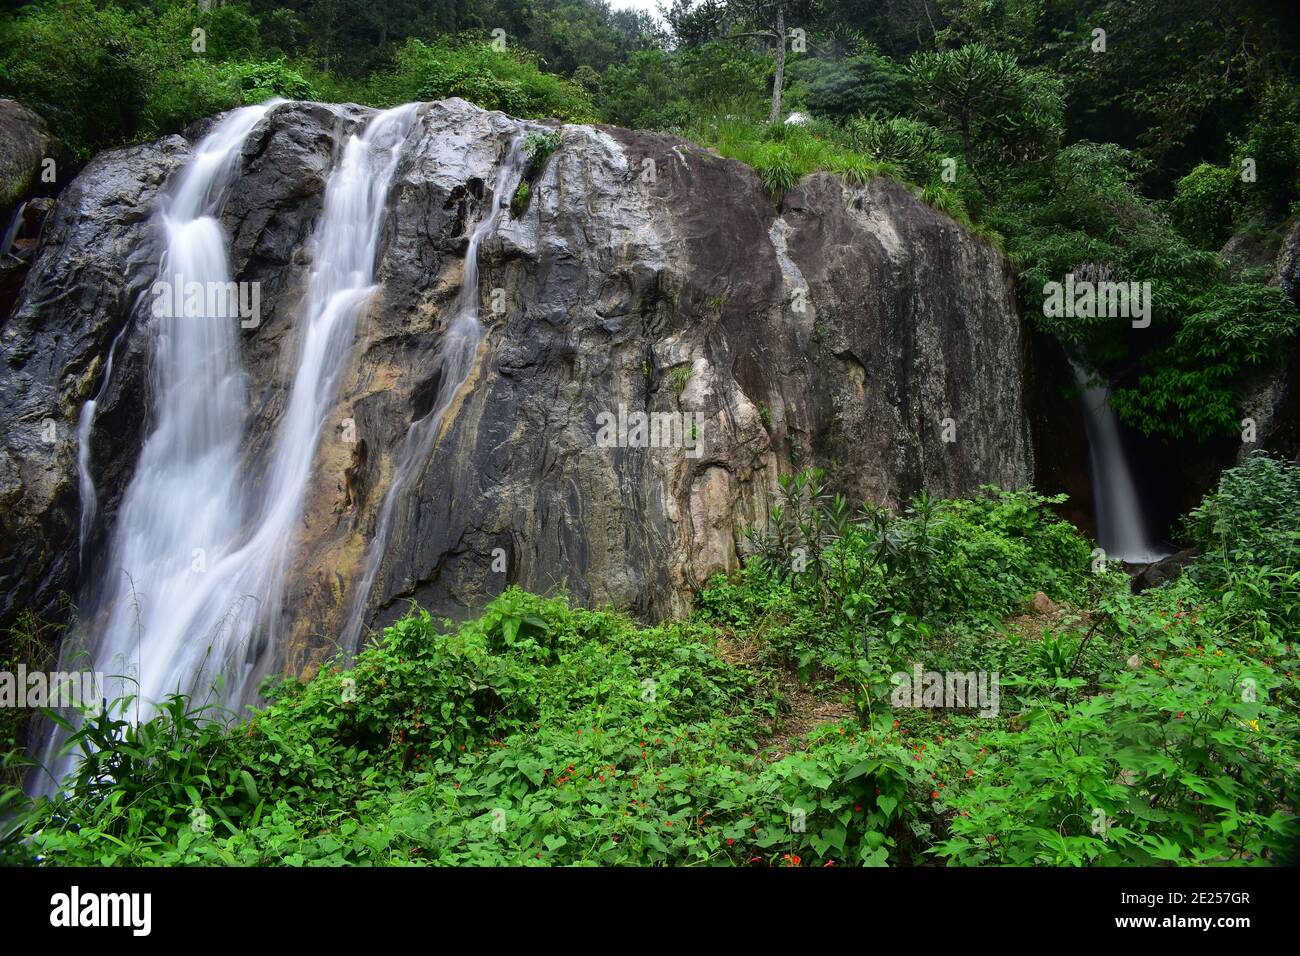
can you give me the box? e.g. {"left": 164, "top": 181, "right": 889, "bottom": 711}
{"left": 342, "top": 133, "right": 529, "bottom": 651}
{"left": 1069, "top": 359, "right": 1170, "bottom": 564}
{"left": 40, "top": 103, "right": 420, "bottom": 792}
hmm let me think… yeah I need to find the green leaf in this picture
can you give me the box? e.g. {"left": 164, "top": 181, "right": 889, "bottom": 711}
{"left": 843, "top": 759, "right": 880, "bottom": 781}
{"left": 239, "top": 770, "right": 260, "bottom": 804}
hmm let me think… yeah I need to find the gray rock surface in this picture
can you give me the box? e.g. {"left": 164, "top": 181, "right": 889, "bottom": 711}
{"left": 0, "top": 99, "right": 1035, "bottom": 674}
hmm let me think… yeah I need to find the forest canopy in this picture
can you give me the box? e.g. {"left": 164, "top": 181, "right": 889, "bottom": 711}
{"left": 2, "top": 0, "right": 1298, "bottom": 441}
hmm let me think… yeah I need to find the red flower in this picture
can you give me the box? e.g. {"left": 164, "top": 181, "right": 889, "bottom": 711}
{"left": 931, "top": 790, "right": 939, "bottom": 799}
{"left": 853, "top": 804, "right": 862, "bottom": 813}
{"left": 726, "top": 838, "right": 735, "bottom": 846}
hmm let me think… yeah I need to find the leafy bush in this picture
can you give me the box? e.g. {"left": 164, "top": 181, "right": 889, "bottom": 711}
{"left": 233, "top": 59, "right": 317, "bottom": 103}
{"left": 1109, "top": 283, "right": 1299, "bottom": 439}
{"left": 845, "top": 115, "right": 949, "bottom": 184}
{"left": 1232, "top": 81, "right": 1300, "bottom": 215}
{"left": 0, "top": 0, "right": 152, "bottom": 154}
{"left": 6, "top": 466, "right": 1297, "bottom": 867}
{"left": 599, "top": 48, "right": 690, "bottom": 131}
{"left": 1169, "top": 162, "right": 1241, "bottom": 249}
{"left": 1185, "top": 453, "right": 1300, "bottom": 588}
{"left": 787, "top": 52, "right": 911, "bottom": 122}
{"left": 379, "top": 38, "right": 594, "bottom": 122}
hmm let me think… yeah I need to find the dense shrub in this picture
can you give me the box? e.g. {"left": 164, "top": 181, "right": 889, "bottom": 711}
{"left": 376, "top": 38, "right": 594, "bottom": 122}
{"left": 5, "top": 462, "right": 1298, "bottom": 866}
{"left": 787, "top": 52, "right": 911, "bottom": 122}
{"left": 1232, "top": 81, "right": 1300, "bottom": 215}
{"left": 844, "top": 115, "right": 949, "bottom": 184}
{"left": 1169, "top": 162, "right": 1241, "bottom": 249}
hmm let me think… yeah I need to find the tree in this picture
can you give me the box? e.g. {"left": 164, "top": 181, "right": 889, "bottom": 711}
{"left": 716, "top": 1, "right": 824, "bottom": 124}
{"left": 907, "top": 42, "right": 1062, "bottom": 173}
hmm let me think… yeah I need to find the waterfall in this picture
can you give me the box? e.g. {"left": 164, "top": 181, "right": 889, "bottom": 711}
{"left": 40, "top": 103, "right": 420, "bottom": 792}
{"left": 75, "top": 323, "right": 130, "bottom": 564}
{"left": 2, "top": 200, "right": 28, "bottom": 256}
{"left": 1069, "top": 359, "right": 1169, "bottom": 563}
{"left": 342, "top": 134, "right": 528, "bottom": 650}
{"left": 79, "top": 102, "right": 279, "bottom": 713}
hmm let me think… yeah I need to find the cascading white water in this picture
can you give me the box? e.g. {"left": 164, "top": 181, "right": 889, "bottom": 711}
{"left": 2, "top": 199, "right": 28, "bottom": 256}
{"left": 76, "top": 323, "right": 130, "bottom": 563}
{"left": 112, "top": 102, "right": 423, "bottom": 708}
{"left": 43, "top": 103, "right": 421, "bottom": 791}
{"left": 1069, "top": 359, "right": 1169, "bottom": 563}
{"left": 342, "top": 134, "right": 528, "bottom": 650}
{"left": 38, "top": 103, "right": 280, "bottom": 791}
{"left": 82, "top": 102, "right": 279, "bottom": 710}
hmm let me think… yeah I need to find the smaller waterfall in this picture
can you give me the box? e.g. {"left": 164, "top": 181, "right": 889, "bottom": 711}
{"left": 1069, "top": 360, "right": 1169, "bottom": 563}
{"left": 76, "top": 323, "right": 130, "bottom": 563}
{"left": 2, "top": 200, "right": 28, "bottom": 256}
{"left": 343, "top": 134, "right": 528, "bottom": 649}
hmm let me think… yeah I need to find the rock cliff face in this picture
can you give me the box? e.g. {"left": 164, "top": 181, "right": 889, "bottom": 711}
{"left": 0, "top": 99, "right": 1033, "bottom": 675}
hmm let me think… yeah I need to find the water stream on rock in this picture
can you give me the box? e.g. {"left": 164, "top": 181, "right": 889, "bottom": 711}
{"left": 342, "top": 134, "right": 528, "bottom": 651}
{"left": 40, "top": 102, "right": 420, "bottom": 791}
{"left": 1069, "top": 359, "right": 1170, "bottom": 564}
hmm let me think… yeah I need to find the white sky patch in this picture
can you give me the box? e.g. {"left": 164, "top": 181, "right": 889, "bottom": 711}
{"left": 608, "top": 0, "right": 667, "bottom": 19}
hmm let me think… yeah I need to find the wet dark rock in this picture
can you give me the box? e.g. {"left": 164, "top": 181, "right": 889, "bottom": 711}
{"left": 1133, "top": 548, "right": 1196, "bottom": 593}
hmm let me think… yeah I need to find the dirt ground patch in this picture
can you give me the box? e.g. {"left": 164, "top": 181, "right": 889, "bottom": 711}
{"left": 711, "top": 626, "right": 855, "bottom": 761}
{"left": 757, "top": 672, "right": 856, "bottom": 761}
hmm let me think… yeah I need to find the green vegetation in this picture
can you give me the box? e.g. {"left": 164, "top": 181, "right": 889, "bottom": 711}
{"left": 373, "top": 37, "right": 594, "bottom": 121}
{"left": 5, "top": 2, "right": 1296, "bottom": 444}
{"left": 510, "top": 180, "right": 532, "bottom": 216}
{"left": 5, "top": 457, "right": 1297, "bottom": 866}
{"left": 2, "top": 0, "right": 1299, "bottom": 869}
{"left": 0, "top": 607, "right": 63, "bottom": 792}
